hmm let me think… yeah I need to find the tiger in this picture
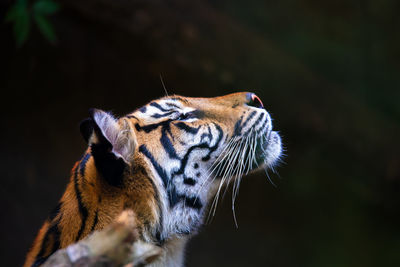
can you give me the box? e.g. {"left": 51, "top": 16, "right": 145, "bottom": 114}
{"left": 24, "top": 92, "right": 282, "bottom": 267}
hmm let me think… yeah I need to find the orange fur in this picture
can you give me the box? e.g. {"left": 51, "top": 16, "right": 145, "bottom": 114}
{"left": 24, "top": 149, "right": 159, "bottom": 267}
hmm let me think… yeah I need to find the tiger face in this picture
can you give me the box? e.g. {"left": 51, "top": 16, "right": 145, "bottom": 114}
{"left": 87, "top": 92, "right": 281, "bottom": 236}
{"left": 24, "top": 92, "right": 282, "bottom": 267}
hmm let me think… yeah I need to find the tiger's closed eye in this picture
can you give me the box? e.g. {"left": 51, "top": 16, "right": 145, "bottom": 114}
{"left": 177, "top": 112, "right": 195, "bottom": 121}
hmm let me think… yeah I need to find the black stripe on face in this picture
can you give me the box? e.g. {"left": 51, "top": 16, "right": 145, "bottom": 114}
{"left": 184, "top": 196, "right": 203, "bottom": 210}
{"left": 160, "top": 128, "right": 180, "bottom": 159}
{"left": 150, "top": 102, "right": 169, "bottom": 112}
{"left": 175, "top": 122, "right": 200, "bottom": 134}
{"left": 139, "top": 144, "right": 202, "bottom": 210}
{"left": 139, "top": 145, "right": 169, "bottom": 188}
{"left": 151, "top": 111, "right": 176, "bottom": 119}
{"left": 139, "top": 145, "right": 171, "bottom": 244}
{"left": 137, "top": 119, "right": 180, "bottom": 160}
{"left": 200, "top": 126, "right": 212, "bottom": 142}
{"left": 136, "top": 164, "right": 165, "bottom": 245}
{"left": 165, "top": 102, "right": 180, "bottom": 108}
{"left": 141, "top": 122, "right": 223, "bottom": 212}
{"left": 233, "top": 111, "right": 257, "bottom": 136}
{"left": 74, "top": 165, "right": 88, "bottom": 241}
{"left": 234, "top": 116, "right": 244, "bottom": 136}
{"left": 183, "top": 177, "right": 196, "bottom": 185}
{"left": 241, "top": 111, "right": 257, "bottom": 129}
{"left": 173, "top": 123, "right": 223, "bottom": 175}
{"left": 201, "top": 123, "right": 223, "bottom": 162}
{"left": 244, "top": 112, "right": 265, "bottom": 136}
{"left": 254, "top": 112, "right": 265, "bottom": 128}
{"left": 135, "top": 119, "right": 172, "bottom": 133}
{"left": 169, "top": 187, "right": 202, "bottom": 210}
{"left": 139, "top": 106, "right": 147, "bottom": 113}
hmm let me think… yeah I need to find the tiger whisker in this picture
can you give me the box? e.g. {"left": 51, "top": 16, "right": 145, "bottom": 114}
{"left": 205, "top": 122, "right": 279, "bottom": 226}
{"left": 212, "top": 131, "right": 250, "bottom": 223}
{"left": 208, "top": 137, "right": 244, "bottom": 221}
{"left": 196, "top": 138, "right": 237, "bottom": 199}
{"left": 231, "top": 130, "right": 254, "bottom": 227}
{"left": 210, "top": 139, "right": 242, "bottom": 218}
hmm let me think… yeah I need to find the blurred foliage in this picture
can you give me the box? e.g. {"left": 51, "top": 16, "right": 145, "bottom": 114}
{"left": 209, "top": 0, "right": 400, "bottom": 122}
{"left": 5, "top": 0, "right": 59, "bottom": 46}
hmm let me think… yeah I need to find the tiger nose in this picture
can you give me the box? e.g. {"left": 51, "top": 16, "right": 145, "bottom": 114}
{"left": 246, "top": 93, "right": 264, "bottom": 109}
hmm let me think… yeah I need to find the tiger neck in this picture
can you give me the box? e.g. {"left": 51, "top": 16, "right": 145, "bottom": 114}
{"left": 58, "top": 153, "right": 161, "bottom": 244}
{"left": 139, "top": 153, "right": 219, "bottom": 242}
{"left": 69, "top": 150, "right": 216, "bottom": 244}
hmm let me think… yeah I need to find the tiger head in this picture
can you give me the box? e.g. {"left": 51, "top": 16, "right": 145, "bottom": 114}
{"left": 81, "top": 92, "right": 282, "bottom": 240}
{"left": 24, "top": 92, "right": 282, "bottom": 267}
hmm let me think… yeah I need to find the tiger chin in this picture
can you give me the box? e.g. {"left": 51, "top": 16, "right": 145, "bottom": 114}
{"left": 24, "top": 92, "right": 282, "bottom": 267}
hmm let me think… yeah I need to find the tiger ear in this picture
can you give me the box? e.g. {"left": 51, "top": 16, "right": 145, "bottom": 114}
{"left": 79, "top": 109, "right": 137, "bottom": 186}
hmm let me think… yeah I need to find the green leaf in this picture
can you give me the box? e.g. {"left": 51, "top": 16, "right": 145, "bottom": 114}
{"left": 34, "top": 14, "right": 57, "bottom": 43}
{"left": 5, "top": 0, "right": 28, "bottom": 23}
{"left": 13, "top": 5, "right": 30, "bottom": 46}
{"left": 5, "top": 1, "right": 30, "bottom": 46}
{"left": 33, "top": 0, "right": 60, "bottom": 15}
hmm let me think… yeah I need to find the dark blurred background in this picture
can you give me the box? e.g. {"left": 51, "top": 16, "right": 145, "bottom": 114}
{"left": 1, "top": 0, "right": 400, "bottom": 266}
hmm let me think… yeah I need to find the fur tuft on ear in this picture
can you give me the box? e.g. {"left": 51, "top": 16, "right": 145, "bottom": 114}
{"left": 86, "top": 109, "right": 137, "bottom": 163}
{"left": 79, "top": 109, "right": 137, "bottom": 187}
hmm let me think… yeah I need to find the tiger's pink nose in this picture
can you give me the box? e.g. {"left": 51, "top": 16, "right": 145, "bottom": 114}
{"left": 246, "top": 93, "right": 264, "bottom": 109}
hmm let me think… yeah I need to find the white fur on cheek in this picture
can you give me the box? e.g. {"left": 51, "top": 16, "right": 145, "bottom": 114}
{"left": 264, "top": 131, "right": 282, "bottom": 167}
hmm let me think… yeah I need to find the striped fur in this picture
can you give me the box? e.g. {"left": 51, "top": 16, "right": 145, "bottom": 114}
{"left": 24, "top": 92, "right": 282, "bottom": 267}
